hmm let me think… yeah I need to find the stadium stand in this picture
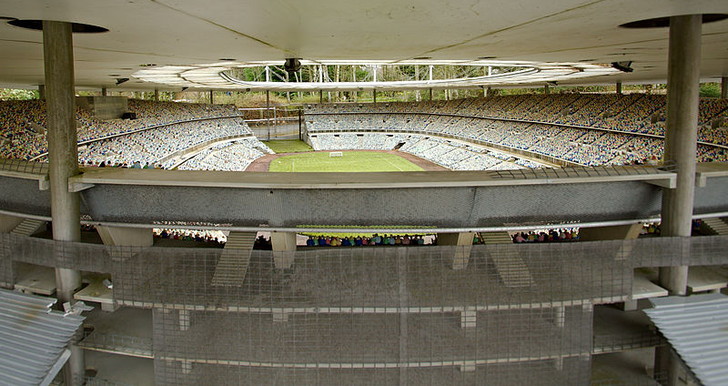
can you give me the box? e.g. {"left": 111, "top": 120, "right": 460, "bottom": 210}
{"left": 304, "top": 94, "right": 728, "bottom": 166}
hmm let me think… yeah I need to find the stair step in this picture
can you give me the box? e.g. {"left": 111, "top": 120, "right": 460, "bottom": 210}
{"left": 483, "top": 232, "right": 535, "bottom": 288}
{"left": 10, "top": 219, "right": 44, "bottom": 236}
{"left": 211, "top": 232, "right": 256, "bottom": 287}
{"left": 703, "top": 218, "right": 728, "bottom": 235}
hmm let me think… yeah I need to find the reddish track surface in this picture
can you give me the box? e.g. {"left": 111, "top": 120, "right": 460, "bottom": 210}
{"left": 245, "top": 150, "right": 449, "bottom": 172}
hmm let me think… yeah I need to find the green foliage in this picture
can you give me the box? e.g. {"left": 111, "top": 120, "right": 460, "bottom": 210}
{"left": 0, "top": 88, "right": 39, "bottom": 100}
{"left": 699, "top": 83, "right": 721, "bottom": 98}
{"left": 268, "top": 151, "right": 424, "bottom": 172}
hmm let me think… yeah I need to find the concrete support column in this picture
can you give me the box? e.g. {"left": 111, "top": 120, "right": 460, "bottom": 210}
{"left": 43, "top": 20, "right": 84, "bottom": 386}
{"left": 544, "top": 84, "right": 550, "bottom": 94}
{"left": 179, "top": 309, "right": 190, "bottom": 331}
{"left": 101, "top": 87, "right": 107, "bottom": 97}
{"left": 38, "top": 84, "right": 45, "bottom": 100}
{"left": 656, "top": 15, "right": 702, "bottom": 386}
{"left": 44, "top": 20, "right": 82, "bottom": 302}
{"left": 438, "top": 232, "right": 474, "bottom": 270}
{"left": 616, "top": 81, "right": 623, "bottom": 95}
{"left": 659, "top": 14, "right": 701, "bottom": 297}
{"left": 460, "top": 309, "right": 476, "bottom": 328}
{"left": 554, "top": 306, "right": 565, "bottom": 328}
{"left": 722, "top": 76, "right": 728, "bottom": 99}
{"left": 96, "top": 225, "right": 153, "bottom": 247}
{"left": 271, "top": 232, "right": 296, "bottom": 269}
{"left": 266, "top": 90, "right": 271, "bottom": 141}
{"left": 272, "top": 309, "right": 289, "bottom": 323}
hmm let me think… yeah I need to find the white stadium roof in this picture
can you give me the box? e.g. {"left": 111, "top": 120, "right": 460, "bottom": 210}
{"left": 0, "top": 0, "right": 726, "bottom": 90}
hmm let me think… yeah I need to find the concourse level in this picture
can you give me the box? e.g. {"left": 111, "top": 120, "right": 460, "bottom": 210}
{"left": 1, "top": 161, "right": 728, "bottom": 229}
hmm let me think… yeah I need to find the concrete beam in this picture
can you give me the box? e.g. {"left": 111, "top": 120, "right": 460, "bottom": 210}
{"left": 272, "top": 232, "right": 296, "bottom": 269}
{"left": 438, "top": 232, "right": 474, "bottom": 270}
{"left": 0, "top": 214, "right": 24, "bottom": 233}
{"left": 96, "top": 225, "right": 153, "bottom": 247}
{"left": 578, "top": 223, "right": 642, "bottom": 241}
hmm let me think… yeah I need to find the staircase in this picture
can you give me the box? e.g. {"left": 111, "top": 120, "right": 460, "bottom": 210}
{"left": 211, "top": 232, "right": 256, "bottom": 287}
{"left": 702, "top": 217, "right": 728, "bottom": 235}
{"left": 482, "top": 231, "right": 535, "bottom": 288}
{"left": 10, "top": 219, "right": 44, "bottom": 236}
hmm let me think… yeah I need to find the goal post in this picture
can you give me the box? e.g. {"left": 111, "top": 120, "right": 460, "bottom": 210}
{"left": 329, "top": 151, "right": 343, "bottom": 157}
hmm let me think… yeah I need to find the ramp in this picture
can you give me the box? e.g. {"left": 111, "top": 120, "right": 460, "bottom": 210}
{"left": 211, "top": 231, "right": 256, "bottom": 287}
{"left": 482, "top": 231, "right": 535, "bottom": 288}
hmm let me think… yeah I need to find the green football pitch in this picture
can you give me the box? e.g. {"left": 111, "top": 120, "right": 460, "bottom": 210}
{"left": 268, "top": 151, "right": 424, "bottom": 172}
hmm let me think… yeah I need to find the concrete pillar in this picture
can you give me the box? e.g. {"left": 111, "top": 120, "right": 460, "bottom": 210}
{"left": 272, "top": 309, "right": 289, "bottom": 323}
{"left": 656, "top": 15, "right": 702, "bottom": 386}
{"left": 179, "top": 309, "right": 190, "bottom": 331}
{"left": 181, "top": 360, "right": 192, "bottom": 374}
{"left": 266, "top": 91, "right": 271, "bottom": 141}
{"left": 616, "top": 81, "right": 623, "bottom": 95}
{"left": 659, "top": 15, "right": 701, "bottom": 297}
{"left": 554, "top": 306, "right": 565, "bottom": 328}
{"left": 44, "top": 20, "right": 82, "bottom": 302}
{"left": 460, "top": 309, "right": 476, "bottom": 328}
{"left": 38, "top": 84, "right": 45, "bottom": 100}
{"left": 544, "top": 84, "right": 550, "bottom": 94}
{"left": 101, "top": 87, "right": 107, "bottom": 97}
{"left": 438, "top": 232, "right": 474, "bottom": 270}
{"left": 43, "top": 20, "right": 84, "bottom": 386}
{"left": 271, "top": 232, "right": 296, "bottom": 269}
{"left": 722, "top": 76, "right": 728, "bottom": 99}
{"left": 96, "top": 225, "right": 153, "bottom": 247}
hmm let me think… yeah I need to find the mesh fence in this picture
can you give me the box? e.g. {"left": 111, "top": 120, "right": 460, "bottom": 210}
{"left": 154, "top": 356, "right": 591, "bottom": 386}
{"left": 1, "top": 233, "right": 727, "bottom": 384}
{"left": 0, "top": 158, "right": 49, "bottom": 174}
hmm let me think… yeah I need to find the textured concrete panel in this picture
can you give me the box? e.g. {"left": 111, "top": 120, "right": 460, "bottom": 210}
{"left": 81, "top": 181, "right": 667, "bottom": 228}
{"left": 0, "top": 176, "right": 52, "bottom": 218}
{"left": 694, "top": 176, "right": 728, "bottom": 215}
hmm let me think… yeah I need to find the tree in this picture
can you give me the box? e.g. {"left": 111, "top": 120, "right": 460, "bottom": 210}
{"left": 0, "top": 88, "right": 39, "bottom": 100}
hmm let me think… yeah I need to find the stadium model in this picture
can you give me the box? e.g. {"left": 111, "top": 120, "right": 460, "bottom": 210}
{"left": 1, "top": 1, "right": 728, "bottom": 385}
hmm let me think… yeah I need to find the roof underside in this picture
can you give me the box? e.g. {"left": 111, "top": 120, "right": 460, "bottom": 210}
{"left": 0, "top": 0, "right": 727, "bottom": 90}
